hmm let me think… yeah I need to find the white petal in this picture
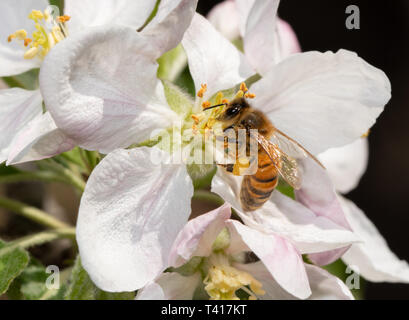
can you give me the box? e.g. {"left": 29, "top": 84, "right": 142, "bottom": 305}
{"left": 318, "top": 138, "right": 369, "bottom": 194}
{"left": 64, "top": 0, "right": 155, "bottom": 33}
{"left": 251, "top": 49, "right": 391, "bottom": 155}
{"left": 227, "top": 220, "right": 311, "bottom": 299}
{"left": 7, "top": 112, "right": 75, "bottom": 165}
{"left": 40, "top": 26, "right": 179, "bottom": 153}
{"left": 295, "top": 158, "right": 353, "bottom": 265}
{"left": 235, "top": 0, "right": 256, "bottom": 37}
{"left": 243, "top": 0, "right": 280, "bottom": 75}
{"left": 136, "top": 272, "right": 200, "bottom": 300}
{"left": 143, "top": 0, "right": 198, "bottom": 55}
{"left": 207, "top": 0, "right": 241, "bottom": 41}
{"left": 77, "top": 147, "right": 194, "bottom": 291}
{"left": 341, "top": 197, "right": 409, "bottom": 283}
{"left": 276, "top": 18, "right": 301, "bottom": 60}
{"left": 235, "top": 261, "right": 295, "bottom": 299}
{"left": 211, "top": 169, "right": 359, "bottom": 254}
{"left": 0, "top": 88, "right": 42, "bottom": 163}
{"left": 0, "top": 0, "right": 45, "bottom": 76}
{"left": 182, "top": 13, "right": 254, "bottom": 100}
{"left": 305, "top": 264, "right": 354, "bottom": 300}
{"left": 169, "top": 204, "right": 231, "bottom": 267}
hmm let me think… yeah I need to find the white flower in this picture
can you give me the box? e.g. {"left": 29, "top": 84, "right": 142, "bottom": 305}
{"left": 38, "top": 7, "right": 390, "bottom": 293}
{"left": 136, "top": 204, "right": 353, "bottom": 300}
{"left": 0, "top": 0, "right": 192, "bottom": 164}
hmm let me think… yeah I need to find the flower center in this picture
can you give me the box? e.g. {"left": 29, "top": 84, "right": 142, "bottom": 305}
{"left": 190, "top": 82, "right": 256, "bottom": 136}
{"left": 7, "top": 8, "right": 70, "bottom": 60}
{"left": 203, "top": 253, "right": 265, "bottom": 300}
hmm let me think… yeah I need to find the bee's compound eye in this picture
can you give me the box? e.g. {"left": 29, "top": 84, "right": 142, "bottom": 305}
{"left": 226, "top": 105, "right": 240, "bottom": 117}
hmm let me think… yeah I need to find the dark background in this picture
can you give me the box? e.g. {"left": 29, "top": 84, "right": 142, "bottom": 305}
{"left": 197, "top": 0, "right": 409, "bottom": 299}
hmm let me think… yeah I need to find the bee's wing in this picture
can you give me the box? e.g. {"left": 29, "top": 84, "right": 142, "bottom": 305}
{"left": 250, "top": 131, "right": 302, "bottom": 189}
{"left": 270, "top": 128, "right": 325, "bottom": 169}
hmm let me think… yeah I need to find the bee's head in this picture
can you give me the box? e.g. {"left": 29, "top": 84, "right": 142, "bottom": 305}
{"left": 203, "top": 97, "right": 250, "bottom": 130}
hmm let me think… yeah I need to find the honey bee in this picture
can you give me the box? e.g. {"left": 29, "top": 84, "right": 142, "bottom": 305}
{"left": 204, "top": 97, "right": 324, "bottom": 212}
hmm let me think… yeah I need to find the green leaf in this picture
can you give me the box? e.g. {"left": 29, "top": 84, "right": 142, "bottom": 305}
{"left": 3, "top": 69, "right": 39, "bottom": 90}
{"left": 0, "top": 163, "right": 21, "bottom": 176}
{"left": 65, "top": 256, "right": 135, "bottom": 300}
{"left": 0, "top": 240, "right": 29, "bottom": 294}
{"left": 158, "top": 44, "right": 187, "bottom": 82}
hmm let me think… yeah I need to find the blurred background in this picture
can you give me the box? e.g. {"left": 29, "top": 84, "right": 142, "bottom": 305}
{"left": 198, "top": 0, "right": 409, "bottom": 299}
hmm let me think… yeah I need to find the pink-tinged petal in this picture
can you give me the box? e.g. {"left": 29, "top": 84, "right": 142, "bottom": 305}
{"left": 77, "top": 147, "right": 194, "bottom": 292}
{"left": 251, "top": 49, "right": 391, "bottom": 155}
{"left": 143, "top": 0, "right": 198, "bottom": 55}
{"left": 235, "top": 261, "right": 294, "bottom": 299}
{"left": 40, "top": 26, "right": 179, "bottom": 154}
{"left": 276, "top": 18, "right": 301, "bottom": 58}
{"left": 182, "top": 13, "right": 254, "bottom": 100}
{"left": 318, "top": 139, "right": 369, "bottom": 194}
{"left": 0, "top": 88, "right": 42, "bottom": 163}
{"left": 64, "top": 0, "right": 156, "bottom": 34}
{"left": 295, "top": 158, "right": 352, "bottom": 265}
{"left": 235, "top": 0, "right": 256, "bottom": 37}
{"left": 136, "top": 272, "right": 201, "bottom": 300}
{"left": 207, "top": 0, "right": 241, "bottom": 41}
{"left": 0, "top": 0, "right": 46, "bottom": 76}
{"left": 243, "top": 0, "right": 280, "bottom": 75}
{"left": 211, "top": 170, "right": 360, "bottom": 254}
{"left": 341, "top": 197, "right": 409, "bottom": 283}
{"left": 305, "top": 264, "right": 354, "bottom": 300}
{"left": 7, "top": 112, "right": 75, "bottom": 165}
{"left": 169, "top": 204, "right": 231, "bottom": 267}
{"left": 226, "top": 220, "right": 311, "bottom": 299}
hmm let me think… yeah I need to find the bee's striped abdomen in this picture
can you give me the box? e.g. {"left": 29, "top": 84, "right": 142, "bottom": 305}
{"left": 240, "top": 152, "right": 278, "bottom": 211}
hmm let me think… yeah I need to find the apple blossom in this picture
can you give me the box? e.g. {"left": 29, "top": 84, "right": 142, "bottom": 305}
{"left": 136, "top": 204, "right": 353, "bottom": 300}
{"left": 0, "top": 0, "right": 195, "bottom": 165}
{"left": 36, "top": 7, "right": 392, "bottom": 293}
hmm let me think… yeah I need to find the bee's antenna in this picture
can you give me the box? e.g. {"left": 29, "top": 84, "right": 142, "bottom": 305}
{"left": 203, "top": 103, "right": 227, "bottom": 111}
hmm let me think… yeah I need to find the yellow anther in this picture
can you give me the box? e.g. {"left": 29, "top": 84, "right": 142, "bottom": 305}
{"left": 57, "top": 15, "right": 71, "bottom": 23}
{"left": 191, "top": 114, "right": 200, "bottom": 124}
{"left": 24, "top": 38, "right": 32, "bottom": 47}
{"left": 202, "top": 101, "right": 211, "bottom": 109}
{"left": 361, "top": 130, "right": 370, "bottom": 138}
{"left": 14, "top": 29, "right": 28, "bottom": 40}
{"left": 240, "top": 82, "right": 248, "bottom": 93}
{"left": 235, "top": 90, "right": 244, "bottom": 98}
{"left": 245, "top": 93, "right": 256, "bottom": 99}
{"left": 7, "top": 34, "right": 15, "bottom": 42}
{"left": 28, "top": 10, "right": 44, "bottom": 21}
{"left": 222, "top": 99, "right": 229, "bottom": 104}
{"left": 204, "top": 253, "right": 265, "bottom": 300}
{"left": 197, "top": 83, "right": 207, "bottom": 98}
{"left": 24, "top": 46, "right": 39, "bottom": 59}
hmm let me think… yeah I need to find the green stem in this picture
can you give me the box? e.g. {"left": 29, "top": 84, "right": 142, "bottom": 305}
{"left": 7, "top": 228, "right": 76, "bottom": 251}
{"left": 0, "top": 196, "right": 71, "bottom": 229}
{"left": 39, "top": 161, "right": 86, "bottom": 193}
{"left": 193, "top": 190, "right": 225, "bottom": 206}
